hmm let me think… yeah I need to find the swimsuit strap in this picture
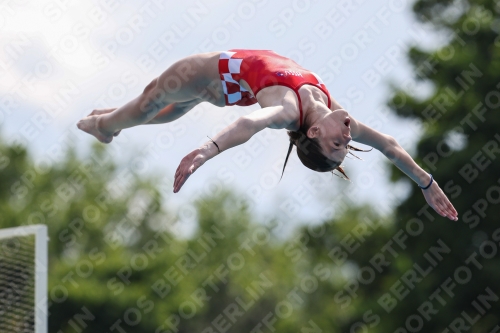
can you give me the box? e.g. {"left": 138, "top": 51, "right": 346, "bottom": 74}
{"left": 297, "top": 91, "right": 304, "bottom": 129}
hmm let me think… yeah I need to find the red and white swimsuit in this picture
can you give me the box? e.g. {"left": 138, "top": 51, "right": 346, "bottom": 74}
{"left": 218, "top": 49, "right": 332, "bottom": 128}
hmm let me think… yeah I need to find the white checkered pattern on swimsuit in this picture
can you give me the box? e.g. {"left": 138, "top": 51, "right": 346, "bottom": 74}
{"left": 218, "top": 51, "right": 250, "bottom": 105}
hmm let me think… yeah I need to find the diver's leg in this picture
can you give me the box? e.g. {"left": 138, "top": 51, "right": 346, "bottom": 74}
{"left": 146, "top": 99, "right": 204, "bottom": 124}
{"left": 77, "top": 52, "right": 223, "bottom": 143}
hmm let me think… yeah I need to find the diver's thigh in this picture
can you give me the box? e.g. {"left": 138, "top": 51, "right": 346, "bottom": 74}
{"left": 155, "top": 52, "right": 223, "bottom": 104}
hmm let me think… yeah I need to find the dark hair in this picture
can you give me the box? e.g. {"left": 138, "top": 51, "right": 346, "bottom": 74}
{"left": 280, "top": 130, "right": 370, "bottom": 180}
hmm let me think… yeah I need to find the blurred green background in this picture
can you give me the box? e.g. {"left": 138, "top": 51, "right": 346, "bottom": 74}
{"left": 2, "top": 0, "right": 500, "bottom": 332}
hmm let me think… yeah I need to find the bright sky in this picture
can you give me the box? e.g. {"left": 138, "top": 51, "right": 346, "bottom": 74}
{"left": 0, "top": 0, "right": 437, "bottom": 236}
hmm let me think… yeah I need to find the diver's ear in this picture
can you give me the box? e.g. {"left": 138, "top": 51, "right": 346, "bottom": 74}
{"left": 307, "top": 126, "right": 320, "bottom": 139}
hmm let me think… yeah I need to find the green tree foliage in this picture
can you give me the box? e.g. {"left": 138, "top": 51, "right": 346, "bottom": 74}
{"left": 306, "top": 1, "right": 500, "bottom": 332}
{"left": 3, "top": 3, "right": 500, "bottom": 331}
{"left": 0, "top": 139, "right": 168, "bottom": 332}
{"left": 0, "top": 133, "right": 406, "bottom": 333}
{"left": 283, "top": 2, "right": 500, "bottom": 333}
{"left": 2, "top": 136, "right": 382, "bottom": 333}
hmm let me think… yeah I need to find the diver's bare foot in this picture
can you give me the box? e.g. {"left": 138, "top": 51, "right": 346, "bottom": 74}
{"left": 77, "top": 115, "right": 114, "bottom": 143}
{"left": 87, "top": 108, "right": 116, "bottom": 116}
{"left": 88, "top": 109, "right": 121, "bottom": 137}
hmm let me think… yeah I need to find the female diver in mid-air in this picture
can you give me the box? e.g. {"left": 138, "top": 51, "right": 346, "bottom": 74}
{"left": 77, "top": 49, "right": 458, "bottom": 221}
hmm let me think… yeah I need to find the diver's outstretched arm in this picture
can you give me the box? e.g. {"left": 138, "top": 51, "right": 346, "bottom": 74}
{"left": 350, "top": 118, "right": 458, "bottom": 221}
{"left": 173, "top": 105, "right": 294, "bottom": 193}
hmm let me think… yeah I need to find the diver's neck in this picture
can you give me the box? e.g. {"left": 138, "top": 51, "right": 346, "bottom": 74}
{"left": 302, "top": 99, "right": 330, "bottom": 130}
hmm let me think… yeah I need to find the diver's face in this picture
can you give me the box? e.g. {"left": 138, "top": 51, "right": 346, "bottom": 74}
{"left": 317, "top": 109, "right": 352, "bottom": 164}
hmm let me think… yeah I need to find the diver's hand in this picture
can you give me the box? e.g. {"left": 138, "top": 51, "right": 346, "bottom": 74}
{"left": 173, "top": 149, "right": 207, "bottom": 193}
{"left": 421, "top": 180, "right": 458, "bottom": 221}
